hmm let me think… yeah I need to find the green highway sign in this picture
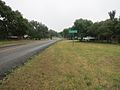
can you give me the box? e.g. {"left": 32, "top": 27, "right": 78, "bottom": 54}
{"left": 69, "top": 30, "right": 77, "bottom": 33}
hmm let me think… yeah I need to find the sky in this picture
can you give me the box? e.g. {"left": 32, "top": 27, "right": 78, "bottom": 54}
{"left": 3, "top": 0, "right": 120, "bottom": 32}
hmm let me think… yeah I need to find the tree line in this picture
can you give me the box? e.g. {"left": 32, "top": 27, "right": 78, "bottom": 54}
{"left": 61, "top": 10, "right": 120, "bottom": 43}
{"left": 0, "top": 0, "right": 59, "bottom": 40}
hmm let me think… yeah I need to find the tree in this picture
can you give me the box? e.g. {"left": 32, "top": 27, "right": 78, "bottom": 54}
{"left": 87, "top": 22, "right": 100, "bottom": 38}
{"left": 73, "top": 18, "right": 93, "bottom": 40}
{"left": 62, "top": 28, "right": 70, "bottom": 39}
{"left": 28, "top": 20, "right": 49, "bottom": 39}
{"left": 49, "top": 29, "right": 59, "bottom": 39}
{"left": 98, "top": 21, "right": 113, "bottom": 42}
{"left": 9, "top": 11, "right": 29, "bottom": 38}
{"left": 114, "top": 18, "right": 120, "bottom": 42}
{"left": 0, "top": 0, "right": 30, "bottom": 39}
{"left": 0, "top": 0, "right": 13, "bottom": 39}
{"left": 61, "top": 10, "right": 120, "bottom": 43}
{"left": 108, "top": 10, "right": 116, "bottom": 21}
{"left": 0, "top": 0, "right": 50, "bottom": 40}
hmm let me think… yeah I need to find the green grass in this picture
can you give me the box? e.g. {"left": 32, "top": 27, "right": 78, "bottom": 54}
{"left": 0, "top": 40, "right": 32, "bottom": 47}
{"left": 0, "top": 40, "right": 120, "bottom": 90}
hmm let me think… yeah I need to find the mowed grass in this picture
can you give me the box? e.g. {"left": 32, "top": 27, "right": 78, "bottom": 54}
{"left": 0, "top": 40, "right": 33, "bottom": 47}
{"left": 0, "top": 40, "right": 120, "bottom": 90}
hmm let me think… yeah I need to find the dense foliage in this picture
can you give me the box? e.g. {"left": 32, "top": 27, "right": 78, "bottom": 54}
{"left": 28, "top": 20, "right": 49, "bottom": 39}
{"left": 61, "top": 10, "right": 120, "bottom": 43}
{"left": 0, "top": 0, "right": 59, "bottom": 40}
{"left": 49, "top": 29, "right": 61, "bottom": 39}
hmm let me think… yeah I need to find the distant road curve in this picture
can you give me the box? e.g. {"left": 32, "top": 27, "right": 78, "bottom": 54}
{"left": 0, "top": 40, "right": 59, "bottom": 78}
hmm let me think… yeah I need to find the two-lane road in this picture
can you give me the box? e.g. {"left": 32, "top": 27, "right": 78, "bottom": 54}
{"left": 0, "top": 40, "right": 58, "bottom": 78}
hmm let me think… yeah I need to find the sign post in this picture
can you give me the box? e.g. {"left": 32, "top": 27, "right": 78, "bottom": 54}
{"left": 69, "top": 30, "right": 77, "bottom": 46}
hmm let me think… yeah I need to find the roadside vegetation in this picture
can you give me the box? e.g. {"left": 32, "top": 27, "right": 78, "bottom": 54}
{"left": 0, "top": 40, "right": 33, "bottom": 47}
{"left": 0, "top": 0, "right": 120, "bottom": 89}
{"left": 0, "top": 40, "right": 120, "bottom": 90}
{"left": 61, "top": 10, "right": 120, "bottom": 43}
{"left": 0, "top": 0, "right": 60, "bottom": 40}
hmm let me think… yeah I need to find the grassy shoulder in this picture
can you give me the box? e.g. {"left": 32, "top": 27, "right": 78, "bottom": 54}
{"left": 0, "top": 40, "right": 120, "bottom": 90}
{"left": 0, "top": 40, "right": 33, "bottom": 47}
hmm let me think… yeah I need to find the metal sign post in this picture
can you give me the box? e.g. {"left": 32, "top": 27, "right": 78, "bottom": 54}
{"left": 73, "top": 33, "right": 74, "bottom": 46}
{"left": 69, "top": 30, "right": 77, "bottom": 46}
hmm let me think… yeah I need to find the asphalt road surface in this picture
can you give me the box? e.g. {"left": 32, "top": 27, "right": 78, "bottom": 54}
{"left": 0, "top": 40, "right": 58, "bottom": 78}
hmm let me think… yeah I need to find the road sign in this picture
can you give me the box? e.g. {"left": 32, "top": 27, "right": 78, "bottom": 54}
{"left": 69, "top": 30, "right": 77, "bottom": 33}
{"left": 68, "top": 30, "right": 77, "bottom": 46}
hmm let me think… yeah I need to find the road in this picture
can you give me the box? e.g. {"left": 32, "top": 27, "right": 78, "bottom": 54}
{"left": 0, "top": 40, "right": 58, "bottom": 78}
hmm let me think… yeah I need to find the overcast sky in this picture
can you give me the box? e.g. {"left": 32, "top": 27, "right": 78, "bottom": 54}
{"left": 3, "top": 0, "right": 120, "bottom": 32}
